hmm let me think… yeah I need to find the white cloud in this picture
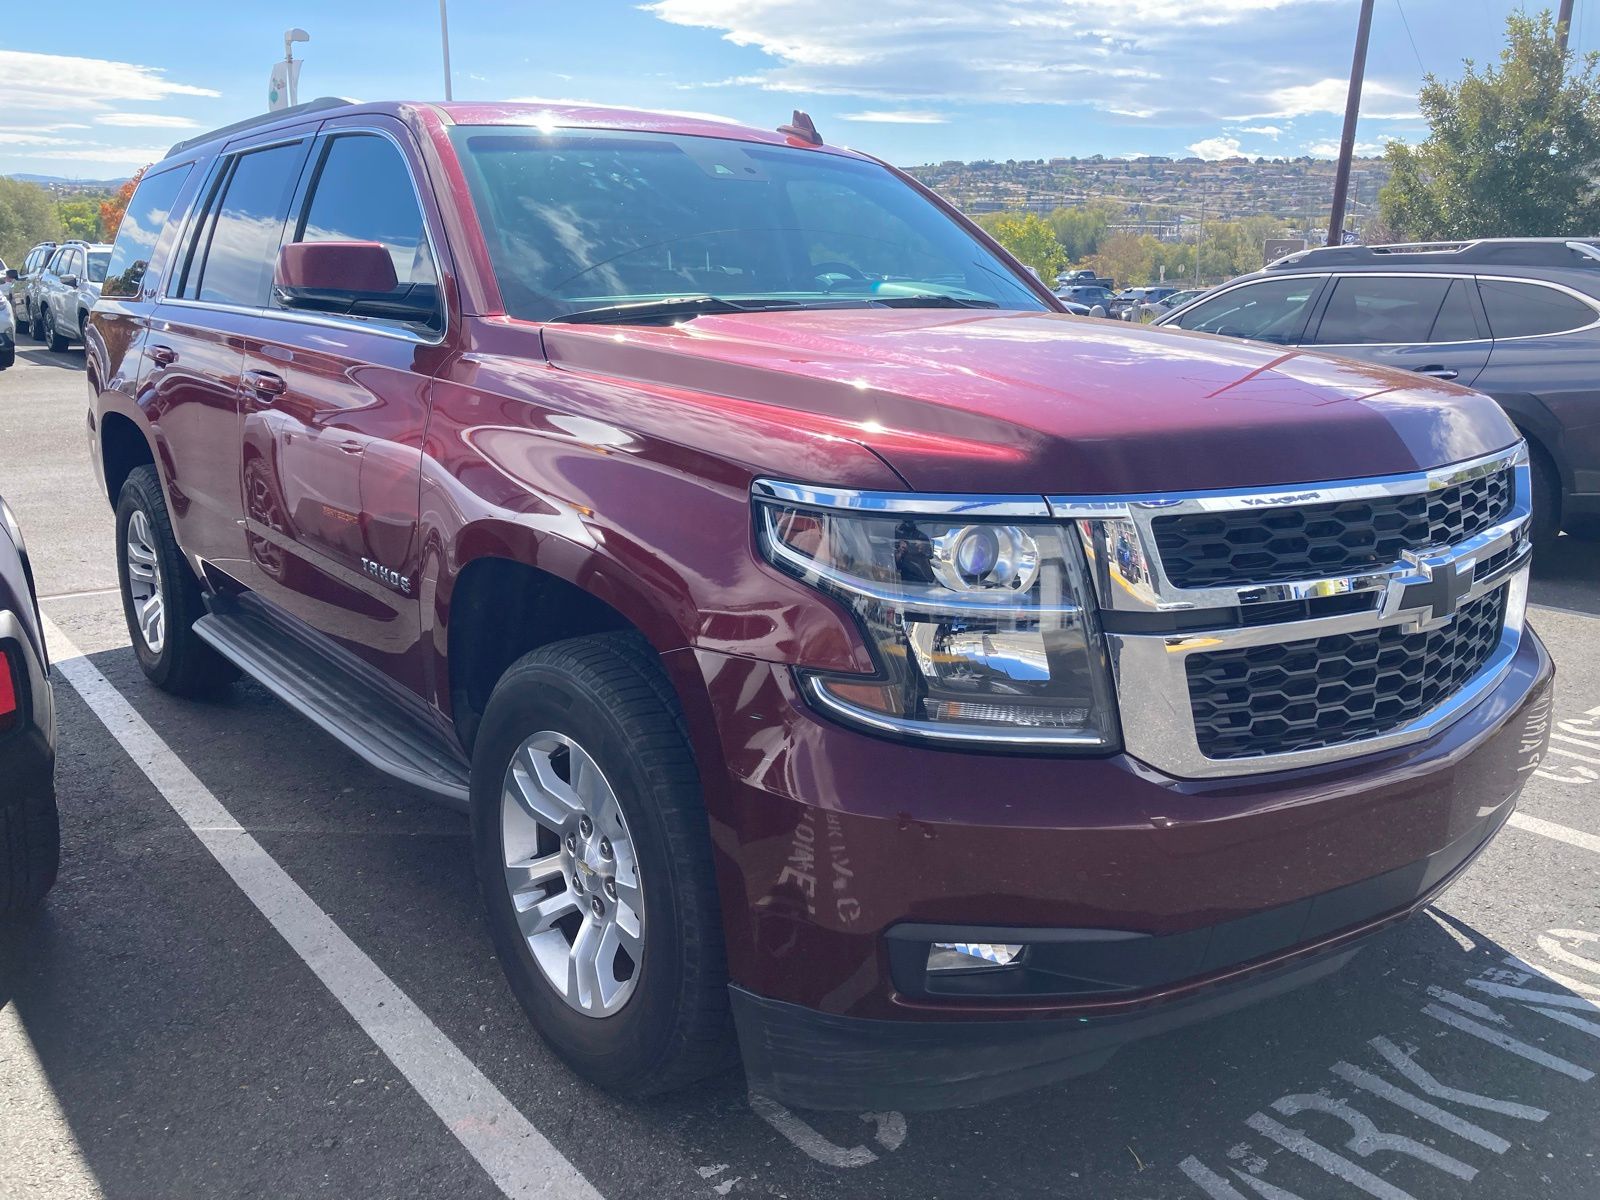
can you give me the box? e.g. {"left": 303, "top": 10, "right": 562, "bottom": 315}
{"left": 95, "top": 112, "right": 202, "bottom": 129}
{"left": 0, "top": 50, "right": 218, "bottom": 114}
{"left": 1189, "top": 135, "right": 1246, "bottom": 160}
{"left": 21, "top": 145, "right": 169, "bottom": 168}
{"left": 0, "top": 131, "right": 77, "bottom": 147}
{"left": 641, "top": 0, "right": 1396, "bottom": 128}
{"left": 1243, "top": 78, "right": 1418, "bottom": 120}
{"left": 1303, "top": 138, "right": 1391, "bottom": 158}
{"left": 1235, "top": 123, "right": 1284, "bottom": 137}
{"left": 838, "top": 110, "right": 948, "bottom": 124}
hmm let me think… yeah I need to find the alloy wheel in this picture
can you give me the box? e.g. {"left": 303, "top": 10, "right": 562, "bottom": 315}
{"left": 125, "top": 508, "right": 166, "bottom": 654}
{"left": 499, "top": 731, "right": 643, "bottom": 1017}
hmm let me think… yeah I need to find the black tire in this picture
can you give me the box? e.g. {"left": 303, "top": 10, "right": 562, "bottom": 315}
{"left": 1528, "top": 443, "right": 1562, "bottom": 550}
{"left": 44, "top": 308, "right": 67, "bottom": 353}
{"left": 27, "top": 306, "right": 44, "bottom": 342}
{"left": 0, "top": 786, "right": 60, "bottom": 914}
{"left": 470, "top": 631, "right": 735, "bottom": 1096}
{"left": 115, "top": 465, "right": 238, "bottom": 696}
{"left": 0, "top": 341, "right": 13, "bottom": 370}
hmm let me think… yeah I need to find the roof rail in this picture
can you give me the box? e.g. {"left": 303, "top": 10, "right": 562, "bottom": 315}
{"left": 1267, "top": 237, "right": 1600, "bottom": 271}
{"left": 165, "top": 97, "right": 353, "bottom": 159}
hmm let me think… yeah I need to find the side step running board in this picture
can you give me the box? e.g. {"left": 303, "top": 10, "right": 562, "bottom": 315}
{"left": 194, "top": 598, "right": 472, "bottom": 808}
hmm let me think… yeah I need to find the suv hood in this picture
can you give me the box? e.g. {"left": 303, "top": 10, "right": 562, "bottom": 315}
{"left": 541, "top": 309, "right": 1517, "bottom": 495}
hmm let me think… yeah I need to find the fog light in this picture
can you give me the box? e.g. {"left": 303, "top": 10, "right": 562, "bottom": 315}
{"left": 927, "top": 942, "right": 1024, "bottom": 971}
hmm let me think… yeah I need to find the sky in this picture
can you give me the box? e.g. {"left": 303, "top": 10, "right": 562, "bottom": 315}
{"left": 0, "top": 0, "right": 1575, "bottom": 179}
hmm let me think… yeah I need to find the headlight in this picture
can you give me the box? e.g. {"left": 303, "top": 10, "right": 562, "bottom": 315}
{"left": 755, "top": 486, "right": 1119, "bottom": 748}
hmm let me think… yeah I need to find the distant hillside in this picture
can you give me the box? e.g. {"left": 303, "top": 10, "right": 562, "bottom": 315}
{"left": 905, "top": 155, "right": 1391, "bottom": 232}
{"left": 7, "top": 173, "right": 129, "bottom": 187}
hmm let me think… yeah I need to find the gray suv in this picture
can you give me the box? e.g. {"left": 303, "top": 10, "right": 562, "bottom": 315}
{"left": 1158, "top": 238, "right": 1600, "bottom": 545}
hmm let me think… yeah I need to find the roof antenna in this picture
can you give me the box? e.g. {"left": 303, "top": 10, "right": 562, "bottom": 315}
{"left": 778, "top": 110, "right": 823, "bottom": 147}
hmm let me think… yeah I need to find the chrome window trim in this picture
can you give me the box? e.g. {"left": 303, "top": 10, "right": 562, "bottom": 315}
{"left": 752, "top": 478, "right": 1051, "bottom": 519}
{"left": 1110, "top": 567, "right": 1528, "bottom": 779}
{"left": 1471, "top": 274, "right": 1600, "bottom": 343}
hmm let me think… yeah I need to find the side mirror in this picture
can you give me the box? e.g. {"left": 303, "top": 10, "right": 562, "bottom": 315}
{"left": 274, "top": 241, "right": 437, "bottom": 325}
{"left": 61, "top": 274, "right": 79, "bottom": 288}
{"left": 3, "top": 269, "right": 17, "bottom": 282}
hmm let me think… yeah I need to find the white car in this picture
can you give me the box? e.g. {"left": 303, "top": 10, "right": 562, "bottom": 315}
{"left": 0, "top": 291, "right": 16, "bottom": 370}
{"left": 35, "top": 241, "right": 111, "bottom": 352}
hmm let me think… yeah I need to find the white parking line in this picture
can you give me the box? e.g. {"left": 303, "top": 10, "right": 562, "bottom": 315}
{"left": 41, "top": 617, "right": 602, "bottom": 1200}
{"left": 1507, "top": 811, "right": 1600, "bottom": 856}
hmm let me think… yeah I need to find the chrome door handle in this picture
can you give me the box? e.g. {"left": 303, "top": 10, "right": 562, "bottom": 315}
{"left": 148, "top": 343, "right": 178, "bottom": 366}
{"left": 243, "top": 369, "right": 287, "bottom": 400}
{"left": 1415, "top": 365, "right": 1459, "bottom": 381}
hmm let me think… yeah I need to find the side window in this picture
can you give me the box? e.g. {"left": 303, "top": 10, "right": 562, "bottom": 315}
{"left": 288, "top": 133, "right": 438, "bottom": 307}
{"left": 66, "top": 249, "right": 84, "bottom": 279}
{"left": 1167, "top": 277, "right": 1322, "bottom": 345}
{"left": 1428, "top": 280, "right": 1481, "bottom": 343}
{"left": 47, "top": 249, "right": 69, "bottom": 275}
{"left": 1310, "top": 276, "right": 1454, "bottom": 345}
{"left": 182, "top": 140, "right": 308, "bottom": 307}
{"left": 102, "top": 165, "right": 193, "bottom": 300}
{"left": 1478, "top": 279, "right": 1597, "bottom": 339}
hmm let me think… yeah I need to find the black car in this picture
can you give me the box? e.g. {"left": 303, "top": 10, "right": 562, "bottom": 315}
{"left": 1159, "top": 238, "right": 1600, "bottom": 544}
{"left": 1056, "top": 284, "right": 1118, "bottom": 316}
{"left": 0, "top": 495, "right": 58, "bottom": 913}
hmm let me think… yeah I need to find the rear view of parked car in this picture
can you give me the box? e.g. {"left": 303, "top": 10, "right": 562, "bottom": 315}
{"left": 0, "top": 496, "right": 59, "bottom": 914}
{"left": 1158, "top": 238, "right": 1600, "bottom": 545}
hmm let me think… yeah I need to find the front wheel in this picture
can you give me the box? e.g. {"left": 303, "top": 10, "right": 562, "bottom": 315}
{"left": 1528, "top": 444, "right": 1561, "bottom": 550}
{"left": 43, "top": 308, "right": 67, "bottom": 352}
{"left": 471, "top": 632, "right": 735, "bottom": 1096}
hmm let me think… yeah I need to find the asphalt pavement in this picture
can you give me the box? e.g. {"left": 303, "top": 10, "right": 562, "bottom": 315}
{"left": 2, "top": 339, "right": 1599, "bottom": 1200}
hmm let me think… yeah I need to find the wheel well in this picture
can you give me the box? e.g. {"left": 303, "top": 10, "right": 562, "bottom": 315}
{"left": 448, "top": 558, "right": 634, "bottom": 753}
{"left": 100, "top": 412, "right": 155, "bottom": 508}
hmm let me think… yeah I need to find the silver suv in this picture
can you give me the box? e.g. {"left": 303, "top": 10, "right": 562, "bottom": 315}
{"left": 34, "top": 240, "right": 111, "bottom": 352}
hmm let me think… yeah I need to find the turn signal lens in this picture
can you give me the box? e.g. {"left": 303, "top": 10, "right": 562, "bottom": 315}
{"left": 0, "top": 651, "right": 17, "bottom": 734}
{"left": 928, "top": 942, "right": 1024, "bottom": 972}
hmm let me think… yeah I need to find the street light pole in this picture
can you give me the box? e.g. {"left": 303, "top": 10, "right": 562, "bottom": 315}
{"left": 1327, "top": 0, "right": 1376, "bottom": 246}
{"left": 1558, "top": 0, "right": 1576, "bottom": 55}
{"left": 439, "top": 0, "right": 454, "bottom": 101}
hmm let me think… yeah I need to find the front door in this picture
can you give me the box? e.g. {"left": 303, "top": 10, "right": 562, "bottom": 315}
{"left": 238, "top": 122, "right": 449, "bottom": 692}
{"left": 1299, "top": 275, "right": 1492, "bottom": 388}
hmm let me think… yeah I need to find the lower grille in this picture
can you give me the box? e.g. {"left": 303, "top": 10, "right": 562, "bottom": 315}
{"left": 1186, "top": 587, "right": 1508, "bottom": 760}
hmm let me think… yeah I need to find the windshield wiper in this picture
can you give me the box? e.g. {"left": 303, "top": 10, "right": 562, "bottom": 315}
{"left": 550, "top": 295, "right": 865, "bottom": 325}
{"left": 871, "top": 294, "right": 1001, "bottom": 310}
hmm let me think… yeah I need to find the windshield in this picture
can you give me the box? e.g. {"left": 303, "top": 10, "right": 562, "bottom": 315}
{"left": 87, "top": 250, "right": 110, "bottom": 283}
{"left": 449, "top": 126, "right": 1048, "bottom": 322}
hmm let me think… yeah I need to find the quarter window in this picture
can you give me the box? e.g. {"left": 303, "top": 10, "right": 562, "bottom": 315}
{"left": 1478, "top": 279, "right": 1597, "bottom": 339}
{"left": 286, "top": 133, "right": 438, "bottom": 315}
{"left": 1311, "top": 276, "right": 1457, "bottom": 345}
{"left": 1166, "top": 277, "right": 1322, "bottom": 345}
{"left": 103, "top": 165, "right": 192, "bottom": 299}
{"left": 181, "top": 140, "right": 309, "bottom": 307}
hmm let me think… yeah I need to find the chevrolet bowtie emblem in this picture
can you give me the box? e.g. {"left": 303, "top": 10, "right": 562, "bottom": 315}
{"left": 1385, "top": 551, "right": 1475, "bottom": 630}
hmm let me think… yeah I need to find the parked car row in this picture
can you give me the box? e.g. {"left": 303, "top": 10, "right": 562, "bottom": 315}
{"left": 5, "top": 238, "right": 112, "bottom": 352}
{"left": 1157, "top": 238, "right": 1600, "bottom": 546}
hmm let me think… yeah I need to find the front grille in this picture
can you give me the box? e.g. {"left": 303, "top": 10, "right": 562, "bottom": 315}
{"left": 1153, "top": 468, "right": 1513, "bottom": 589}
{"left": 1186, "top": 587, "right": 1508, "bottom": 760}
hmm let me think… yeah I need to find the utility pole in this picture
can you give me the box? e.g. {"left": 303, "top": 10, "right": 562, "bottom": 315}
{"left": 439, "top": 0, "right": 454, "bottom": 100}
{"left": 1327, "top": 0, "right": 1376, "bottom": 246}
{"left": 1558, "top": 0, "right": 1576, "bottom": 54}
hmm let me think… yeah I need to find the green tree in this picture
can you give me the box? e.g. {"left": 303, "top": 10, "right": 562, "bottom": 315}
{"left": 1379, "top": 12, "right": 1600, "bottom": 238}
{"left": 977, "top": 211, "right": 1066, "bottom": 279}
{"left": 0, "top": 178, "right": 62, "bottom": 267}
{"left": 58, "top": 198, "right": 103, "bottom": 242}
{"left": 1048, "top": 200, "right": 1121, "bottom": 261}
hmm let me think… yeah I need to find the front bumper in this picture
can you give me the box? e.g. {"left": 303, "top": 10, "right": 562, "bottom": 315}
{"left": 694, "top": 627, "right": 1553, "bottom": 1110}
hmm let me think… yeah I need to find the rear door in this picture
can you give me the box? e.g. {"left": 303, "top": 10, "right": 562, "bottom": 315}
{"left": 1300, "top": 273, "right": 1491, "bottom": 386}
{"left": 237, "top": 118, "right": 450, "bottom": 692}
{"left": 147, "top": 134, "right": 314, "bottom": 576}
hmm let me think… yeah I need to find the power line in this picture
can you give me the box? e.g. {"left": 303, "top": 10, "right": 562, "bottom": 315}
{"left": 1393, "top": 0, "right": 1427, "bottom": 76}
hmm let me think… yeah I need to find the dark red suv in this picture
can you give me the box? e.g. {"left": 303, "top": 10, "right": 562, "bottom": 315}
{"left": 86, "top": 99, "right": 1553, "bottom": 1111}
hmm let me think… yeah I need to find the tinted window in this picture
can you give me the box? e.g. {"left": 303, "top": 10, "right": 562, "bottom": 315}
{"left": 1429, "top": 280, "right": 1480, "bottom": 342}
{"left": 103, "top": 166, "right": 191, "bottom": 299}
{"left": 450, "top": 127, "right": 1046, "bottom": 321}
{"left": 1479, "top": 279, "right": 1597, "bottom": 339}
{"left": 1311, "top": 276, "right": 1454, "bottom": 345}
{"left": 187, "top": 141, "right": 308, "bottom": 307}
{"left": 86, "top": 250, "right": 110, "bottom": 283}
{"left": 48, "top": 248, "right": 69, "bottom": 274}
{"left": 290, "top": 133, "right": 437, "bottom": 300}
{"left": 66, "top": 249, "right": 84, "bottom": 278}
{"left": 1167, "top": 277, "right": 1321, "bottom": 345}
